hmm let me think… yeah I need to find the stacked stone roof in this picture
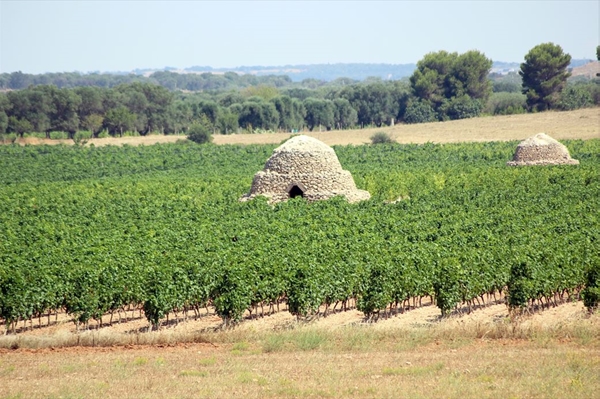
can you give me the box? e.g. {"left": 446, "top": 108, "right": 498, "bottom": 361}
{"left": 507, "top": 133, "right": 579, "bottom": 166}
{"left": 240, "top": 135, "right": 370, "bottom": 203}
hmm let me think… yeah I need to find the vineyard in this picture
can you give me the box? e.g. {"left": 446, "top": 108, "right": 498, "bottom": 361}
{"left": 0, "top": 139, "right": 598, "bottom": 333}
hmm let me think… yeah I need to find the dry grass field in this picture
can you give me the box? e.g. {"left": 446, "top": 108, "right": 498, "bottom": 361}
{"left": 1, "top": 331, "right": 599, "bottom": 399}
{"left": 10, "top": 107, "right": 599, "bottom": 148}
{"left": 1, "top": 107, "right": 599, "bottom": 398}
{"left": 0, "top": 301, "right": 599, "bottom": 398}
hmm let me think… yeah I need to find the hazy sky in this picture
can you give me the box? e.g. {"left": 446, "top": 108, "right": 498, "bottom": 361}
{"left": 1, "top": 0, "right": 598, "bottom": 74}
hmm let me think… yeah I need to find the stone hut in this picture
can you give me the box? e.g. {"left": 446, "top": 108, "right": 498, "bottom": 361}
{"left": 240, "top": 135, "right": 371, "bottom": 203}
{"left": 507, "top": 133, "right": 579, "bottom": 166}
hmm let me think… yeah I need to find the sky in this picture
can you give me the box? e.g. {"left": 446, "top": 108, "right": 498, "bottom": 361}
{"left": 0, "top": 0, "right": 598, "bottom": 74}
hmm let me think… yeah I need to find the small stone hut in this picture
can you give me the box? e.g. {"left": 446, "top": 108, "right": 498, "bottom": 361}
{"left": 507, "top": 133, "right": 579, "bottom": 166}
{"left": 240, "top": 135, "right": 371, "bottom": 203}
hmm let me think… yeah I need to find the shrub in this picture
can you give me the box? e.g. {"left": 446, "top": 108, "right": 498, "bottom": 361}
{"left": 558, "top": 84, "right": 594, "bottom": 110}
{"left": 23, "top": 132, "right": 47, "bottom": 139}
{"left": 438, "top": 96, "right": 483, "bottom": 120}
{"left": 492, "top": 80, "right": 521, "bottom": 93}
{"left": 49, "top": 131, "right": 68, "bottom": 140}
{"left": 484, "top": 92, "right": 527, "bottom": 115}
{"left": 73, "top": 131, "right": 92, "bottom": 145}
{"left": 0, "top": 133, "right": 17, "bottom": 143}
{"left": 187, "top": 119, "right": 213, "bottom": 144}
{"left": 403, "top": 100, "right": 437, "bottom": 124}
{"left": 370, "top": 132, "right": 394, "bottom": 144}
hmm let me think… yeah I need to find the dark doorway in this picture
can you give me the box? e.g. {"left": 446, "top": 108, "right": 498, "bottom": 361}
{"left": 289, "top": 185, "right": 304, "bottom": 199}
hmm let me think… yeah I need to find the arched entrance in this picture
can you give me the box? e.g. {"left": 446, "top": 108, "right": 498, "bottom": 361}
{"left": 287, "top": 182, "right": 306, "bottom": 199}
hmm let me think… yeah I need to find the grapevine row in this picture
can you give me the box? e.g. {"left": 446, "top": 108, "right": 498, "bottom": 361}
{"left": 0, "top": 140, "right": 598, "bottom": 332}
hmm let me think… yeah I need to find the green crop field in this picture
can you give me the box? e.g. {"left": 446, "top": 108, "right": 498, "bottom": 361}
{"left": 0, "top": 139, "right": 599, "bottom": 332}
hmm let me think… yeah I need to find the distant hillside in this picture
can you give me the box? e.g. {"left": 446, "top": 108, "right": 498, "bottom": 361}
{"left": 2, "top": 60, "right": 595, "bottom": 91}
{"left": 570, "top": 60, "right": 600, "bottom": 78}
{"left": 133, "top": 59, "right": 593, "bottom": 82}
{"left": 135, "top": 63, "right": 418, "bottom": 82}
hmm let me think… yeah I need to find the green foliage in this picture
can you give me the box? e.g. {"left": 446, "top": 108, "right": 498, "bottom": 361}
{"left": 409, "top": 50, "right": 492, "bottom": 121}
{"left": 370, "top": 132, "right": 394, "bottom": 144}
{"left": 81, "top": 114, "right": 104, "bottom": 136}
{"left": 302, "top": 98, "right": 335, "bottom": 131}
{"left": 0, "top": 132, "right": 17, "bottom": 143}
{"left": 507, "top": 261, "right": 533, "bottom": 311}
{"left": 0, "top": 94, "right": 9, "bottom": 134}
{"left": 520, "top": 42, "right": 571, "bottom": 111}
{"left": 433, "top": 257, "right": 463, "bottom": 316}
{"left": 270, "top": 95, "right": 306, "bottom": 132}
{"left": 582, "top": 261, "right": 600, "bottom": 312}
{"left": 216, "top": 109, "right": 239, "bottom": 134}
{"left": 356, "top": 262, "right": 394, "bottom": 318}
{"left": 213, "top": 265, "right": 253, "bottom": 325}
{"left": 49, "top": 131, "right": 68, "bottom": 140}
{"left": 403, "top": 100, "right": 437, "bottom": 124}
{"left": 438, "top": 95, "right": 483, "bottom": 120}
{"left": 186, "top": 117, "right": 213, "bottom": 144}
{"left": 558, "top": 84, "right": 594, "bottom": 110}
{"left": 485, "top": 92, "right": 527, "bottom": 115}
{"left": 7, "top": 116, "right": 33, "bottom": 137}
{"left": 104, "top": 106, "right": 136, "bottom": 136}
{"left": 332, "top": 98, "right": 358, "bottom": 129}
{"left": 0, "top": 139, "right": 598, "bottom": 329}
{"left": 238, "top": 99, "right": 279, "bottom": 131}
{"left": 73, "top": 130, "right": 92, "bottom": 145}
{"left": 491, "top": 73, "right": 522, "bottom": 93}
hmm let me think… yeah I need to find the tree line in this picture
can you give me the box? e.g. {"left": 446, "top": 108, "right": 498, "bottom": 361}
{"left": 0, "top": 44, "right": 598, "bottom": 138}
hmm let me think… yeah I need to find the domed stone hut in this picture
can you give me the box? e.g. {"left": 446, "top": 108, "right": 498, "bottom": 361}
{"left": 240, "top": 135, "right": 371, "bottom": 203}
{"left": 507, "top": 133, "right": 579, "bottom": 166}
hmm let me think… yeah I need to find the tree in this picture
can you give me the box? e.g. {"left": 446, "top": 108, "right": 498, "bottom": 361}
{"left": 216, "top": 109, "right": 239, "bottom": 134}
{"left": 410, "top": 51, "right": 457, "bottom": 110}
{"left": 270, "top": 95, "right": 305, "bottom": 132}
{"left": 104, "top": 106, "right": 136, "bottom": 136}
{"left": 519, "top": 42, "right": 571, "bottom": 111}
{"left": 75, "top": 87, "right": 105, "bottom": 119}
{"left": 82, "top": 114, "right": 104, "bottom": 137}
{"left": 403, "top": 99, "right": 437, "bottom": 124}
{"left": 241, "top": 85, "right": 279, "bottom": 100}
{"left": 303, "top": 98, "right": 334, "bottom": 131}
{"left": 46, "top": 87, "right": 81, "bottom": 137}
{"left": 409, "top": 50, "right": 492, "bottom": 120}
{"left": 0, "top": 94, "right": 8, "bottom": 134}
{"left": 7, "top": 116, "right": 33, "bottom": 137}
{"left": 597, "top": 45, "right": 600, "bottom": 77}
{"left": 333, "top": 98, "right": 357, "bottom": 129}
{"left": 336, "top": 83, "right": 396, "bottom": 127}
{"left": 193, "top": 100, "right": 220, "bottom": 127}
{"left": 238, "top": 100, "right": 279, "bottom": 131}
{"left": 7, "top": 71, "right": 32, "bottom": 89}
{"left": 448, "top": 50, "right": 493, "bottom": 100}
